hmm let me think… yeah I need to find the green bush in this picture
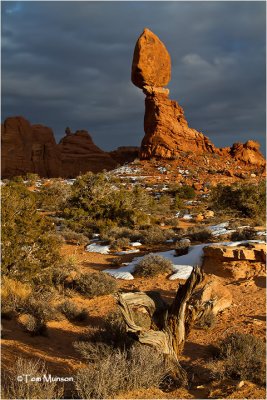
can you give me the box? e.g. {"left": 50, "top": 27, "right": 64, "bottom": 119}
{"left": 213, "top": 332, "right": 266, "bottom": 385}
{"left": 210, "top": 182, "right": 266, "bottom": 222}
{"left": 36, "top": 180, "right": 71, "bottom": 211}
{"left": 134, "top": 254, "right": 173, "bottom": 277}
{"left": 1, "top": 182, "right": 62, "bottom": 280}
{"left": 74, "top": 272, "right": 117, "bottom": 298}
{"left": 60, "top": 228, "right": 89, "bottom": 245}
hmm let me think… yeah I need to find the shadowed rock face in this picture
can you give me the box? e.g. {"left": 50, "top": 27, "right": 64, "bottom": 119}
{"left": 1, "top": 116, "right": 61, "bottom": 178}
{"left": 58, "top": 130, "right": 117, "bottom": 178}
{"left": 132, "top": 28, "right": 265, "bottom": 167}
{"left": 1, "top": 117, "right": 117, "bottom": 178}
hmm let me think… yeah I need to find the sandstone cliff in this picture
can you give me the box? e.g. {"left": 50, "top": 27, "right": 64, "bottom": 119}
{"left": 1, "top": 116, "right": 61, "bottom": 178}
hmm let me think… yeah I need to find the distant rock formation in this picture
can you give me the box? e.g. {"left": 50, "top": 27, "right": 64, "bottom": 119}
{"left": 1, "top": 116, "right": 61, "bottom": 178}
{"left": 132, "top": 28, "right": 265, "bottom": 167}
{"left": 1, "top": 117, "right": 117, "bottom": 178}
{"left": 58, "top": 129, "right": 117, "bottom": 178}
{"left": 109, "top": 146, "right": 140, "bottom": 165}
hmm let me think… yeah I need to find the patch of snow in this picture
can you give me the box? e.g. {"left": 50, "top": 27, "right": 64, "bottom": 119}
{"left": 208, "top": 222, "right": 235, "bottom": 236}
{"left": 131, "top": 242, "right": 142, "bottom": 247}
{"left": 115, "top": 249, "right": 140, "bottom": 255}
{"left": 257, "top": 231, "right": 266, "bottom": 237}
{"left": 104, "top": 239, "right": 265, "bottom": 280}
{"left": 104, "top": 270, "right": 134, "bottom": 280}
{"left": 86, "top": 243, "right": 110, "bottom": 254}
{"left": 182, "top": 214, "right": 193, "bottom": 220}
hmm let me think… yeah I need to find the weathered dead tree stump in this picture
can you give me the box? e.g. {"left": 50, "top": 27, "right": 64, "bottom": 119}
{"left": 116, "top": 266, "right": 232, "bottom": 369}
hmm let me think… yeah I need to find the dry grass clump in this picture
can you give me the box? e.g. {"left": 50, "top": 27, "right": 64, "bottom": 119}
{"left": 211, "top": 332, "right": 266, "bottom": 385}
{"left": 74, "top": 343, "right": 170, "bottom": 399}
{"left": 230, "top": 227, "right": 258, "bottom": 241}
{"left": 134, "top": 254, "right": 173, "bottom": 277}
{"left": 109, "top": 237, "right": 131, "bottom": 251}
{"left": 58, "top": 300, "right": 88, "bottom": 322}
{"left": 140, "top": 226, "right": 173, "bottom": 244}
{"left": 60, "top": 228, "right": 89, "bottom": 245}
{"left": 73, "top": 272, "right": 117, "bottom": 298}
{"left": 175, "top": 240, "right": 190, "bottom": 256}
{"left": 1, "top": 277, "right": 32, "bottom": 318}
{"left": 187, "top": 226, "right": 212, "bottom": 242}
{"left": 1, "top": 357, "right": 64, "bottom": 399}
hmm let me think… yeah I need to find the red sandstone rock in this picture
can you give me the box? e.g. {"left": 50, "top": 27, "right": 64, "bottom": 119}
{"left": 109, "top": 146, "right": 140, "bottom": 165}
{"left": 132, "top": 29, "right": 265, "bottom": 169}
{"left": 1, "top": 116, "right": 61, "bottom": 178}
{"left": 230, "top": 141, "right": 265, "bottom": 166}
{"left": 58, "top": 130, "right": 117, "bottom": 178}
{"left": 131, "top": 28, "right": 171, "bottom": 89}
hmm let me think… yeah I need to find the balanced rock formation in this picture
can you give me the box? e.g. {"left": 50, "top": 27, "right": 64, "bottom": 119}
{"left": 58, "top": 129, "right": 117, "bottom": 178}
{"left": 132, "top": 29, "right": 265, "bottom": 167}
{"left": 1, "top": 116, "right": 61, "bottom": 178}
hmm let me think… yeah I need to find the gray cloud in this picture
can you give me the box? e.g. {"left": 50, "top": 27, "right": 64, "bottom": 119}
{"left": 1, "top": 1, "right": 266, "bottom": 153}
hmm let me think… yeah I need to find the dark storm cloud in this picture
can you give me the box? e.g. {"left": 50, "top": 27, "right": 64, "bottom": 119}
{"left": 1, "top": 1, "right": 266, "bottom": 153}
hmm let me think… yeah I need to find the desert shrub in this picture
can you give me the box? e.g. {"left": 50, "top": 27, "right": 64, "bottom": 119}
{"left": 11, "top": 175, "right": 24, "bottom": 183}
{"left": 100, "top": 226, "right": 142, "bottom": 243}
{"left": 109, "top": 237, "right": 130, "bottom": 251}
{"left": 36, "top": 180, "right": 71, "bottom": 211}
{"left": 74, "top": 272, "right": 117, "bottom": 298}
{"left": 2, "top": 357, "right": 64, "bottom": 399}
{"left": 60, "top": 228, "right": 89, "bottom": 245}
{"left": 63, "top": 173, "right": 154, "bottom": 231}
{"left": 230, "top": 227, "right": 258, "bottom": 241}
{"left": 74, "top": 343, "right": 170, "bottom": 399}
{"left": 187, "top": 226, "right": 212, "bottom": 242}
{"left": 212, "top": 332, "right": 266, "bottom": 385}
{"left": 169, "top": 184, "right": 195, "bottom": 199}
{"left": 195, "top": 312, "right": 217, "bottom": 330}
{"left": 175, "top": 240, "right": 190, "bottom": 256}
{"left": 1, "top": 277, "right": 32, "bottom": 318}
{"left": 210, "top": 181, "right": 266, "bottom": 223}
{"left": 19, "top": 293, "right": 57, "bottom": 335}
{"left": 1, "top": 182, "right": 62, "bottom": 280}
{"left": 58, "top": 300, "right": 88, "bottom": 322}
{"left": 140, "top": 225, "right": 173, "bottom": 245}
{"left": 134, "top": 254, "right": 173, "bottom": 277}
{"left": 18, "top": 313, "right": 47, "bottom": 336}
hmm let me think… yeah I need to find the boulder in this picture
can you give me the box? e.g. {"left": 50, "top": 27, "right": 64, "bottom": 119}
{"left": 131, "top": 28, "right": 171, "bottom": 89}
{"left": 230, "top": 141, "right": 266, "bottom": 166}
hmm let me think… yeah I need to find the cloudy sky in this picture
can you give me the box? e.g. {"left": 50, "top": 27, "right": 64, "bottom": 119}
{"left": 2, "top": 1, "right": 266, "bottom": 153}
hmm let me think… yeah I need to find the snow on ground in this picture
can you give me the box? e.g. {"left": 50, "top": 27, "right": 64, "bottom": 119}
{"left": 115, "top": 249, "right": 140, "bottom": 255}
{"left": 182, "top": 214, "right": 193, "bottom": 220}
{"left": 104, "top": 240, "right": 265, "bottom": 281}
{"left": 86, "top": 243, "right": 110, "bottom": 254}
{"left": 208, "top": 222, "right": 236, "bottom": 236}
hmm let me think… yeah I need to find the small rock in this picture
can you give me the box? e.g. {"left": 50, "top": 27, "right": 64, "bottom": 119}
{"left": 236, "top": 380, "right": 245, "bottom": 389}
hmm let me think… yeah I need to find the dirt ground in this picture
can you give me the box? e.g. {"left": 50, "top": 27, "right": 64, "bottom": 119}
{"left": 1, "top": 243, "right": 266, "bottom": 399}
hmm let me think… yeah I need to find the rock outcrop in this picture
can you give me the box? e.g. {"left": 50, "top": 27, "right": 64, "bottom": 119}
{"left": 58, "top": 130, "right": 117, "bottom": 178}
{"left": 1, "top": 116, "right": 61, "bottom": 178}
{"left": 109, "top": 146, "right": 140, "bottom": 165}
{"left": 203, "top": 243, "right": 266, "bottom": 279}
{"left": 132, "top": 28, "right": 265, "bottom": 167}
{"left": 1, "top": 117, "right": 117, "bottom": 178}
